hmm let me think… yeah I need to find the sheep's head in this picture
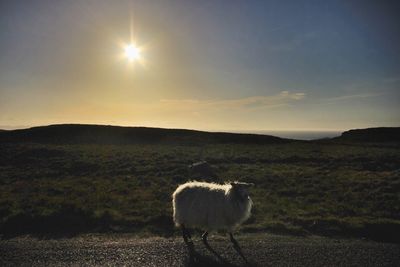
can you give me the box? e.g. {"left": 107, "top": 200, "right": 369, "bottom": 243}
{"left": 230, "top": 181, "right": 254, "bottom": 202}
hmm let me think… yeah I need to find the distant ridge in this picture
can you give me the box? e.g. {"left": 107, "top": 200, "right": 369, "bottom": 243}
{"left": 334, "top": 127, "right": 400, "bottom": 142}
{"left": 0, "top": 124, "right": 290, "bottom": 145}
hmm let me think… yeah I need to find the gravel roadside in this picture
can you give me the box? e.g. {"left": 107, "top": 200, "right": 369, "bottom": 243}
{"left": 1, "top": 233, "right": 399, "bottom": 266}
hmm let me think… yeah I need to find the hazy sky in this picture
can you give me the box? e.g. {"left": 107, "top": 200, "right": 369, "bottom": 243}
{"left": 1, "top": 0, "right": 399, "bottom": 131}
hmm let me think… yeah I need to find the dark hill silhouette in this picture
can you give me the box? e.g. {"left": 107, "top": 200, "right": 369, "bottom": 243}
{"left": 0, "top": 124, "right": 290, "bottom": 145}
{"left": 334, "top": 127, "right": 400, "bottom": 142}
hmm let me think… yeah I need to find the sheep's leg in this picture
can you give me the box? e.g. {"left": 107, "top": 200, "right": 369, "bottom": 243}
{"left": 185, "top": 227, "right": 192, "bottom": 240}
{"left": 202, "top": 231, "right": 226, "bottom": 263}
{"left": 181, "top": 224, "right": 194, "bottom": 254}
{"left": 229, "top": 233, "right": 250, "bottom": 265}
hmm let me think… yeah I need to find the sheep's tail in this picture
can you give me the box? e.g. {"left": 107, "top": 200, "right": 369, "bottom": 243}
{"left": 173, "top": 208, "right": 181, "bottom": 227}
{"left": 172, "top": 193, "right": 181, "bottom": 227}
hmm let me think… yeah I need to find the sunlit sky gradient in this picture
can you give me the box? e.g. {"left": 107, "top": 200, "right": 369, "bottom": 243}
{"left": 1, "top": 0, "right": 399, "bottom": 131}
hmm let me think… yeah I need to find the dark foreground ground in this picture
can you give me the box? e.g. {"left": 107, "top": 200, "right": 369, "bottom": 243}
{"left": 1, "top": 233, "right": 399, "bottom": 267}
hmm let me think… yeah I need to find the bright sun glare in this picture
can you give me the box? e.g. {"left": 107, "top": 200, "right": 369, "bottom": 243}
{"left": 124, "top": 44, "right": 141, "bottom": 61}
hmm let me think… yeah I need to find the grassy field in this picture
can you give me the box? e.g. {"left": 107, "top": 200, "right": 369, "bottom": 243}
{"left": 0, "top": 140, "right": 399, "bottom": 242}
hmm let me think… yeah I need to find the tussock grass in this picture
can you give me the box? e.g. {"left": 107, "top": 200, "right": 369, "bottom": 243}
{"left": 0, "top": 142, "right": 399, "bottom": 242}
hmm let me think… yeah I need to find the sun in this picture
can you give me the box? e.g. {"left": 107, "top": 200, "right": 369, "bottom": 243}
{"left": 124, "top": 44, "right": 141, "bottom": 61}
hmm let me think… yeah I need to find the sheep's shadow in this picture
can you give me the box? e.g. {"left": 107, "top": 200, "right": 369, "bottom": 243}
{"left": 184, "top": 251, "right": 241, "bottom": 267}
{"left": 184, "top": 250, "right": 255, "bottom": 267}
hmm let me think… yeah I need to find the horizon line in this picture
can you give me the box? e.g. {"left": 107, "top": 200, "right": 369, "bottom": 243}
{"left": 0, "top": 122, "right": 385, "bottom": 133}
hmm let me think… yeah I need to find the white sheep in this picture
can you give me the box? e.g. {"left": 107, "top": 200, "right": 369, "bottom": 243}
{"left": 172, "top": 181, "right": 253, "bottom": 263}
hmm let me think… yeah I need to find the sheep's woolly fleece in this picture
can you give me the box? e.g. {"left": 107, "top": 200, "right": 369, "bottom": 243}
{"left": 172, "top": 181, "right": 252, "bottom": 231}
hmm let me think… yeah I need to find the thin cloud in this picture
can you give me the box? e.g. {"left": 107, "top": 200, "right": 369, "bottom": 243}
{"left": 323, "top": 93, "right": 383, "bottom": 103}
{"left": 160, "top": 91, "right": 306, "bottom": 111}
{"left": 383, "top": 76, "right": 400, "bottom": 84}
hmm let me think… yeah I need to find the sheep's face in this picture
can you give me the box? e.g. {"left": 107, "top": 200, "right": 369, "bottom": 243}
{"left": 231, "top": 182, "right": 254, "bottom": 202}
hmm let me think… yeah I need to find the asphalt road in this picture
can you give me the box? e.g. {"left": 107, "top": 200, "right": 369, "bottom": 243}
{"left": 1, "top": 233, "right": 399, "bottom": 266}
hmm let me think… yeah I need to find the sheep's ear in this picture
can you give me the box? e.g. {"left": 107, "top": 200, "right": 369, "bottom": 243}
{"left": 232, "top": 181, "right": 254, "bottom": 187}
{"left": 230, "top": 181, "right": 240, "bottom": 188}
